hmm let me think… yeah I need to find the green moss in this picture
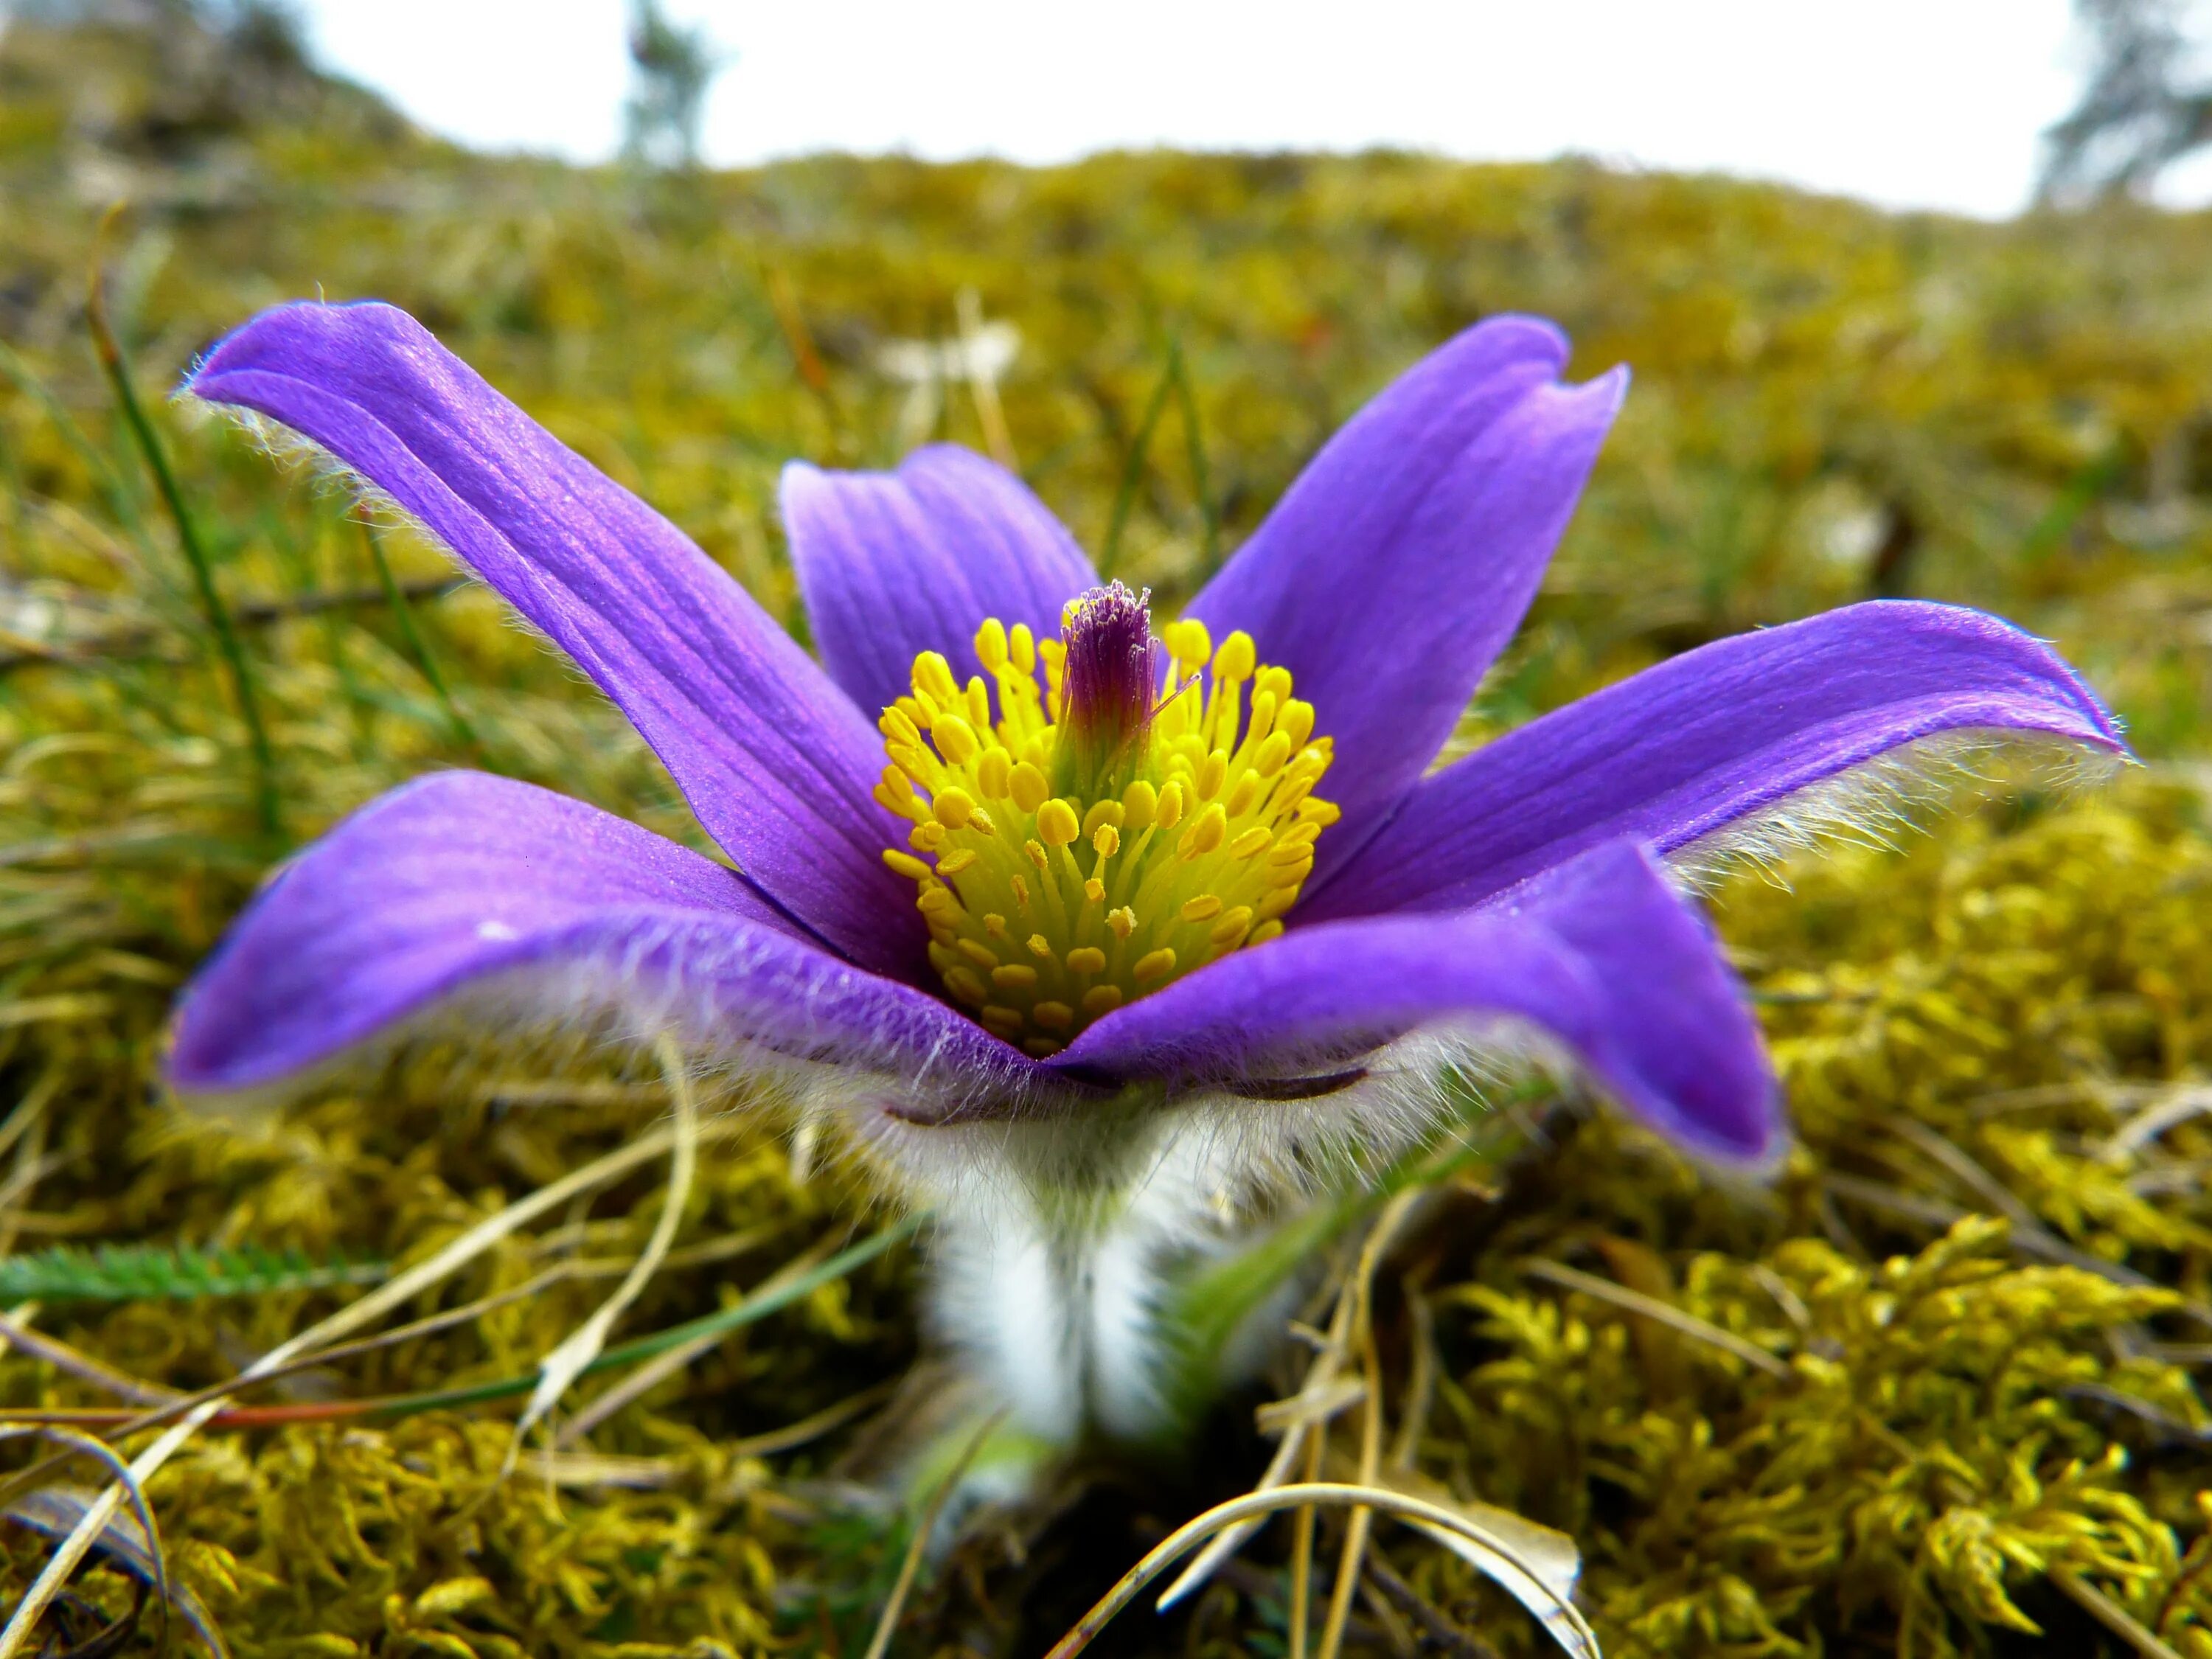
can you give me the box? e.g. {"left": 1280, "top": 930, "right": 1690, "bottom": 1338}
{"left": 6, "top": 11, "right": 2212, "bottom": 1655}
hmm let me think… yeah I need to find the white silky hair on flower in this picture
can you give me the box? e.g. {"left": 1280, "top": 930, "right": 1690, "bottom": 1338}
{"left": 1666, "top": 726, "right": 2125, "bottom": 893}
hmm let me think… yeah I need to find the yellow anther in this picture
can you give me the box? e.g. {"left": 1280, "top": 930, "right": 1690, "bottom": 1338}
{"left": 1037, "top": 798, "right": 1081, "bottom": 846}
{"left": 1180, "top": 802, "right": 1228, "bottom": 859}
{"left": 1023, "top": 1036, "right": 1065, "bottom": 1058}
{"left": 933, "top": 714, "right": 981, "bottom": 765}
{"left": 1209, "top": 906, "right": 1253, "bottom": 948}
{"left": 1214, "top": 630, "right": 1256, "bottom": 682}
{"left": 1230, "top": 826, "right": 1273, "bottom": 860}
{"left": 1122, "top": 779, "right": 1158, "bottom": 830}
{"left": 1009, "top": 762, "right": 1050, "bottom": 813}
{"left": 881, "top": 613, "right": 1338, "bottom": 1047}
{"left": 1197, "top": 750, "right": 1228, "bottom": 801}
{"left": 915, "top": 650, "right": 959, "bottom": 704}
{"left": 934, "top": 787, "right": 978, "bottom": 829}
{"left": 888, "top": 743, "right": 935, "bottom": 785}
{"left": 975, "top": 617, "right": 1009, "bottom": 670}
{"left": 1164, "top": 617, "right": 1211, "bottom": 669}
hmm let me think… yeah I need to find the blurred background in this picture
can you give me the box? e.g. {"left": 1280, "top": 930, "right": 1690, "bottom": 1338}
{"left": 9, "top": 3, "right": 2212, "bottom": 1656}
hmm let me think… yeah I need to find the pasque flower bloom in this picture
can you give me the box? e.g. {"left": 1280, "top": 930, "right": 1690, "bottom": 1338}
{"left": 169, "top": 302, "right": 2123, "bottom": 1441}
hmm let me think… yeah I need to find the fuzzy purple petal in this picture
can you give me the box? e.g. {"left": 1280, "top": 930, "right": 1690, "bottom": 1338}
{"left": 1184, "top": 316, "right": 1624, "bottom": 877}
{"left": 169, "top": 772, "right": 1041, "bottom": 1107}
{"left": 783, "top": 445, "right": 1097, "bottom": 717}
{"left": 188, "top": 302, "right": 917, "bottom": 976}
{"left": 1054, "top": 839, "right": 1775, "bottom": 1162}
{"left": 1303, "top": 601, "right": 2126, "bottom": 922}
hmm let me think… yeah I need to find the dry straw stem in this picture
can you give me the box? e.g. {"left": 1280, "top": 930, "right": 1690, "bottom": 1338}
{"left": 1317, "top": 1188, "right": 1423, "bottom": 1659}
{"left": 2050, "top": 1563, "right": 2188, "bottom": 1659}
{"left": 501, "top": 1034, "right": 700, "bottom": 1467}
{"left": 1517, "top": 1259, "right": 1792, "bottom": 1377}
{"left": 0, "top": 1116, "right": 693, "bottom": 1659}
{"left": 860, "top": 1407, "right": 1009, "bottom": 1659}
{"left": 1046, "top": 1482, "right": 1601, "bottom": 1659}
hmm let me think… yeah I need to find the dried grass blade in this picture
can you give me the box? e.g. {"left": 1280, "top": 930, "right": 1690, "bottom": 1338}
{"left": 1047, "top": 1483, "right": 1601, "bottom": 1659}
{"left": 506, "top": 1038, "right": 698, "bottom": 1458}
{"left": 1520, "top": 1259, "right": 1790, "bottom": 1377}
{"left": 3, "top": 1484, "right": 229, "bottom": 1659}
{"left": 0, "top": 1123, "right": 683, "bottom": 1659}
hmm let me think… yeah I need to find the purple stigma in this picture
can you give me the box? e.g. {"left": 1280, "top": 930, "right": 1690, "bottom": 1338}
{"left": 1054, "top": 581, "right": 1161, "bottom": 796}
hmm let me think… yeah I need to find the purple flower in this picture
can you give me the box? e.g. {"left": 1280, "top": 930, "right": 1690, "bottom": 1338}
{"left": 169, "top": 302, "right": 2124, "bottom": 1174}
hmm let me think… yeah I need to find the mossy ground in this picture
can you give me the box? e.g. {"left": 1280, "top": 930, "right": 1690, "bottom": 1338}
{"left": 5, "top": 12, "right": 2212, "bottom": 1656}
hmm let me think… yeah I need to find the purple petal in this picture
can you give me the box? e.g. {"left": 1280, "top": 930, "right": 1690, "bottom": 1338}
{"left": 1184, "top": 316, "right": 1624, "bottom": 875}
{"left": 1303, "top": 601, "right": 2127, "bottom": 922}
{"left": 783, "top": 445, "right": 1097, "bottom": 717}
{"left": 169, "top": 771, "right": 1044, "bottom": 1105}
{"left": 1054, "top": 839, "right": 1775, "bottom": 1161}
{"left": 187, "top": 302, "right": 917, "bottom": 977}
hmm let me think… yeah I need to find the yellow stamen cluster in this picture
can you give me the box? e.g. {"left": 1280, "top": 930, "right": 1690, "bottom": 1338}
{"left": 875, "top": 612, "right": 1338, "bottom": 1057}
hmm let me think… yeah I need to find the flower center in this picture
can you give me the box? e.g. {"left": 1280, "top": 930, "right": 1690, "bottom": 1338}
{"left": 874, "top": 582, "right": 1338, "bottom": 1057}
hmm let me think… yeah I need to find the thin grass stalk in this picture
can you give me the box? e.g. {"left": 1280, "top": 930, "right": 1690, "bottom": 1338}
{"left": 1099, "top": 339, "right": 1180, "bottom": 577}
{"left": 1169, "top": 345, "right": 1220, "bottom": 571}
{"left": 361, "top": 521, "right": 479, "bottom": 754}
{"left": 85, "top": 228, "right": 280, "bottom": 843}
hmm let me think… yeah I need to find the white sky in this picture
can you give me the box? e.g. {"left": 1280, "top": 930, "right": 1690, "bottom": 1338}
{"left": 293, "top": 1, "right": 2202, "bottom": 220}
